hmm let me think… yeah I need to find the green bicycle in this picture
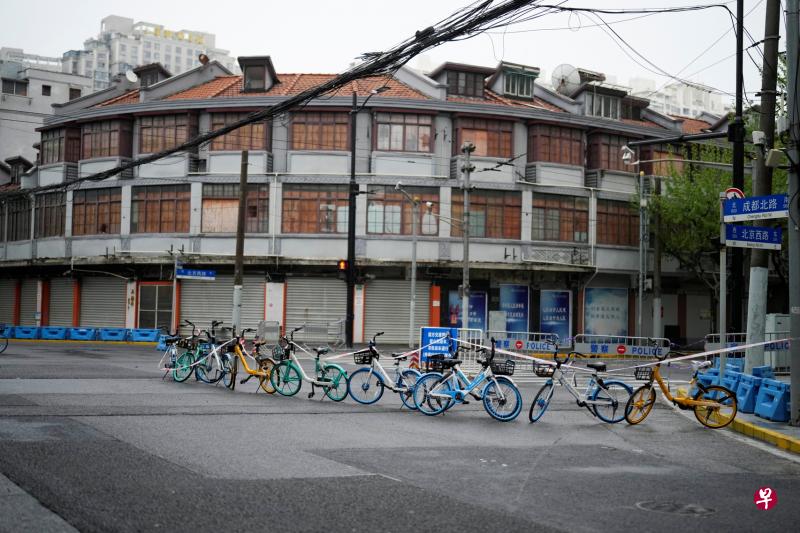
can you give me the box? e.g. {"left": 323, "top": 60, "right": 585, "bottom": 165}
{"left": 269, "top": 326, "right": 348, "bottom": 401}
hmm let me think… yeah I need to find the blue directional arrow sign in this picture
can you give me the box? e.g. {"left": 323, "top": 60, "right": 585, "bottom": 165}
{"left": 725, "top": 225, "right": 782, "bottom": 250}
{"left": 176, "top": 268, "right": 216, "bottom": 281}
{"left": 723, "top": 194, "right": 789, "bottom": 222}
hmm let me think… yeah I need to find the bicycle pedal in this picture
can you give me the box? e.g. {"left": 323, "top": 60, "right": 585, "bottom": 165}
{"left": 308, "top": 392, "right": 315, "bottom": 399}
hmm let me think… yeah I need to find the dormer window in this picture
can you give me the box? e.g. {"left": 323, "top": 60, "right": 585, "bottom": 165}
{"left": 584, "top": 92, "right": 621, "bottom": 120}
{"left": 244, "top": 65, "right": 266, "bottom": 91}
{"left": 446, "top": 71, "right": 484, "bottom": 97}
{"left": 504, "top": 72, "right": 535, "bottom": 98}
{"left": 238, "top": 56, "right": 279, "bottom": 93}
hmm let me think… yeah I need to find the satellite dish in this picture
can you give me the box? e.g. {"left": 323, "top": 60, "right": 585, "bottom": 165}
{"left": 125, "top": 70, "right": 138, "bottom": 83}
{"left": 198, "top": 53, "right": 209, "bottom": 65}
{"left": 551, "top": 64, "right": 581, "bottom": 95}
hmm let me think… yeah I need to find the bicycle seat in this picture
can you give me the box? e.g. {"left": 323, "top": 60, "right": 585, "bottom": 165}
{"left": 586, "top": 361, "right": 607, "bottom": 373}
{"left": 391, "top": 352, "right": 408, "bottom": 361}
{"left": 315, "top": 347, "right": 330, "bottom": 356}
{"left": 690, "top": 360, "right": 712, "bottom": 371}
{"left": 441, "top": 359, "right": 461, "bottom": 368}
{"left": 164, "top": 336, "right": 181, "bottom": 345}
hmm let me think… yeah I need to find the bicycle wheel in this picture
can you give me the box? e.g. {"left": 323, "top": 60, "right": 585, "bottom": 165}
{"left": 590, "top": 380, "right": 633, "bottom": 423}
{"left": 222, "top": 354, "right": 237, "bottom": 390}
{"left": 413, "top": 373, "right": 452, "bottom": 416}
{"left": 258, "top": 358, "right": 276, "bottom": 394}
{"left": 321, "top": 365, "right": 348, "bottom": 402}
{"left": 482, "top": 377, "right": 523, "bottom": 422}
{"left": 0, "top": 332, "right": 8, "bottom": 354}
{"left": 348, "top": 367, "right": 385, "bottom": 405}
{"left": 270, "top": 361, "right": 302, "bottom": 396}
{"left": 625, "top": 385, "right": 656, "bottom": 425}
{"left": 173, "top": 351, "right": 195, "bottom": 383}
{"left": 528, "top": 382, "right": 554, "bottom": 423}
{"left": 398, "top": 369, "right": 421, "bottom": 410}
{"left": 195, "top": 353, "right": 224, "bottom": 384}
{"left": 693, "top": 385, "right": 737, "bottom": 429}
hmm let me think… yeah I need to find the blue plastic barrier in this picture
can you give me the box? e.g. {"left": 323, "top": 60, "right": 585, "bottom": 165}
{"left": 690, "top": 368, "right": 719, "bottom": 396}
{"left": 156, "top": 334, "right": 169, "bottom": 351}
{"left": 720, "top": 370, "right": 742, "bottom": 394}
{"left": 68, "top": 328, "right": 96, "bottom": 340}
{"left": 40, "top": 327, "right": 68, "bottom": 340}
{"left": 13, "top": 327, "right": 39, "bottom": 339}
{"left": 754, "top": 379, "right": 791, "bottom": 422}
{"left": 99, "top": 328, "right": 129, "bottom": 341}
{"left": 130, "top": 329, "right": 160, "bottom": 343}
{"left": 0, "top": 326, "right": 13, "bottom": 338}
{"left": 752, "top": 365, "right": 774, "bottom": 380}
{"left": 714, "top": 356, "right": 745, "bottom": 372}
{"left": 736, "top": 374, "right": 762, "bottom": 414}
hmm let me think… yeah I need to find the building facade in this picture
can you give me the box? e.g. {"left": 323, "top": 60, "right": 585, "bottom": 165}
{"left": 62, "top": 15, "right": 237, "bottom": 91}
{"left": 0, "top": 48, "right": 62, "bottom": 72}
{"left": 0, "top": 60, "right": 92, "bottom": 167}
{"left": 629, "top": 77, "right": 728, "bottom": 119}
{"left": 0, "top": 56, "right": 721, "bottom": 345}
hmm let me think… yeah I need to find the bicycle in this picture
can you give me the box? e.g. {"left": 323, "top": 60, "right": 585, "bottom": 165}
{"left": 171, "top": 320, "right": 203, "bottom": 383}
{"left": 625, "top": 346, "right": 737, "bottom": 429}
{"left": 528, "top": 343, "right": 633, "bottom": 424}
{"left": 347, "top": 331, "right": 421, "bottom": 409}
{"left": 0, "top": 323, "right": 9, "bottom": 354}
{"left": 193, "top": 321, "right": 237, "bottom": 384}
{"left": 220, "top": 327, "right": 276, "bottom": 394}
{"left": 412, "top": 338, "right": 523, "bottom": 422}
{"left": 269, "top": 326, "right": 349, "bottom": 401}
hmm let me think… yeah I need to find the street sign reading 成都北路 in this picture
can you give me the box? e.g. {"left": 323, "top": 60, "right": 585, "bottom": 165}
{"left": 725, "top": 225, "right": 783, "bottom": 250}
{"left": 723, "top": 194, "right": 789, "bottom": 222}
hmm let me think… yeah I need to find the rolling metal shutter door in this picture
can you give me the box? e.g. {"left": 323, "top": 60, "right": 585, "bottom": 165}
{"left": 80, "top": 277, "right": 127, "bottom": 328}
{"left": 19, "top": 279, "right": 38, "bottom": 326}
{"left": 285, "top": 278, "right": 346, "bottom": 330}
{"left": 49, "top": 278, "right": 74, "bottom": 327}
{"left": 180, "top": 275, "right": 264, "bottom": 334}
{"left": 0, "top": 279, "right": 15, "bottom": 325}
{"left": 364, "top": 280, "right": 430, "bottom": 343}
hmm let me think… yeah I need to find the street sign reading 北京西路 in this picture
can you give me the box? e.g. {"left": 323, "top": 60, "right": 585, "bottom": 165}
{"left": 176, "top": 268, "right": 216, "bottom": 281}
{"left": 725, "top": 225, "right": 783, "bottom": 250}
{"left": 723, "top": 194, "right": 789, "bottom": 222}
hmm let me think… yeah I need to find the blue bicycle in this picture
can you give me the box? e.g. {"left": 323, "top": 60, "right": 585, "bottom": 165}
{"left": 412, "top": 338, "right": 523, "bottom": 422}
{"left": 347, "top": 332, "right": 421, "bottom": 409}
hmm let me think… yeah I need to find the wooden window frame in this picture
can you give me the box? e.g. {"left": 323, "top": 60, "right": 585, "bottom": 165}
{"left": 454, "top": 117, "right": 513, "bottom": 158}
{"left": 7, "top": 197, "right": 31, "bottom": 242}
{"left": 446, "top": 71, "right": 485, "bottom": 97}
{"left": 451, "top": 190, "right": 521, "bottom": 240}
{"left": 587, "top": 133, "right": 632, "bottom": 172}
{"left": 40, "top": 128, "right": 81, "bottom": 165}
{"left": 373, "top": 112, "right": 433, "bottom": 153}
{"left": 136, "top": 281, "right": 173, "bottom": 330}
{"left": 34, "top": 192, "right": 65, "bottom": 238}
{"left": 81, "top": 120, "right": 133, "bottom": 159}
{"left": 138, "top": 114, "right": 198, "bottom": 154}
{"left": 201, "top": 183, "right": 269, "bottom": 233}
{"left": 531, "top": 193, "right": 589, "bottom": 243}
{"left": 72, "top": 188, "right": 122, "bottom": 236}
{"left": 131, "top": 185, "right": 191, "bottom": 234}
{"left": 528, "top": 124, "right": 584, "bottom": 166}
{"left": 281, "top": 184, "right": 349, "bottom": 234}
{"left": 209, "top": 113, "right": 269, "bottom": 151}
{"left": 290, "top": 111, "right": 350, "bottom": 151}
{"left": 597, "top": 199, "right": 639, "bottom": 246}
{"left": 366, "top": 185, "right": 439, "bottom": 236}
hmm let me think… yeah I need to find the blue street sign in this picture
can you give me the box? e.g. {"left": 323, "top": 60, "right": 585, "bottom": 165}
{"left": 725, "top": 225, "right": 782, "bottom": 250}
{"left": 176, "top": 268, "right": 217, "bottom": 280}
{"left": 419, "top": 327, "right": 458, "bottom": 362}
{"left": 723, "top": 194, "right": 789, "bottom": 222}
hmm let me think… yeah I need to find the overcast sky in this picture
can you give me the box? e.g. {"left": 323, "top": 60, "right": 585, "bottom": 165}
{"left": 2, "top": 0, "right": 780, "bottom": 107}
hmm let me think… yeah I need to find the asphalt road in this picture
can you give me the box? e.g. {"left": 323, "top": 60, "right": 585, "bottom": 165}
{"left": 0, "top": 341, "right": 798, "bottom": 532}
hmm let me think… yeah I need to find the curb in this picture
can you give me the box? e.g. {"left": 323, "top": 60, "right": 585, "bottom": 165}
{"left": 3, "top": 339, "right": 157, "bottom": 346}
{"left": 676, "top": 386, "right": 800, "bottom": 455}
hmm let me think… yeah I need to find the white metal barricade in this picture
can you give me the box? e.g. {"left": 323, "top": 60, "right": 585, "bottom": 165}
{"left": 765, "top": 331, "right": 790, "bottom": 374}
{"left": 573, "top": 334, "right": 670, "bottom": 360}
{"left": 704, "top": 333, "right": 747, "bottom": 365}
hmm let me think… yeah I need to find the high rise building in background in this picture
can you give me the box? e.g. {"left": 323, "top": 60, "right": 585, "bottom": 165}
{"left": 62, "top": 15, "right": 238, "bottom": 91}
{"left": 0, "top": 48, "right": 62, "bottom": 72}
{"left": 628, "top": 77, "right": 729, "bottom": 118}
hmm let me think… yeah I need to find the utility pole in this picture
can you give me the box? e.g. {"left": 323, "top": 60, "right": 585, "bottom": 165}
{"left": 729, "top": 0, "right": 746, "bottom": 333}
{"left": 746, "top": 0, "right": 781, "bottom": 373}
{"left": 396, "top": 183, "right": 419, "bottom": 348}
{"left": 786, "top": 0, "right": 800, "bottom": 426}
{"left": 637, "top": 168, "right": 646, "bottom": 337}
{"left": 232, "top": 150, "right": 248, "bottom": 333}
{"left": 652, "top": 175, "right": 662, "bottom": 339}
{"left": 345, "top": 91, "right": 358, "bottom": 348}
{"left": 461, "top": 142, "right": 475, "bottom": 331}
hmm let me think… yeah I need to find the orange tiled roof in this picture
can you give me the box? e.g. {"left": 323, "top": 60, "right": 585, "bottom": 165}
{"left": 448, "top": 89, "right": 564, "bottom": 112}
{"left": 670, "top": 115, "right": 713, "bottom": 134}
{"left": 164, "top": 74, "right": 430, "bottom": 101}
{"left": 621, "top": 118, "right": 666, "bottom": 130}
{"left": 95, "top": 89, "right": 140, "bottom": 107}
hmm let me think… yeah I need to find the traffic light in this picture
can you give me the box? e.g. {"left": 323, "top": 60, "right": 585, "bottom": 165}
{"left": 337, "top": 259, "right": 348, "bottom": 279}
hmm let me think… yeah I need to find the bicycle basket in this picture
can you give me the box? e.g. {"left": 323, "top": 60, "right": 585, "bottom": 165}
{"left": 272, "top": 344, "right": 289, "bottom": 361}
{"left": 425, "top": 355, "right": 446, "bottom": 373}
{"left": 490, "top": 359, "right": 515, "bottom": 376}
{"left": 533, "top": 362, "right": 555, "bottom": 377}
{"left": 353, "top": 352, "right": 373, "bottom": 365}
{"left": 634, "top": 366, "right": 654, "bottom": 380}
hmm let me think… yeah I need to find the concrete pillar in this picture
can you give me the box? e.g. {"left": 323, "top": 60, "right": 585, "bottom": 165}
{"left": 189, "top": 182, "right": 202, "bottom": 234}
{"left": 521, "top": 189, "right": 532, "bottom": 241}
{"left": 120, "top": 186, "right": 132, "bottom": 235}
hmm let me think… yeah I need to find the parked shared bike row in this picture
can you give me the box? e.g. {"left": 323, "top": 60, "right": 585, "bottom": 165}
{"left": 159, "top": 320, "right": 741, "bottom": 427}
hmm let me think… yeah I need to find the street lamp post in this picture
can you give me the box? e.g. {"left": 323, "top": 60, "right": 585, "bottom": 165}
{"left": 345, "top": 87, "right": 389, "bottom": 348}
{"left": 395, "top": 182, "right": 419, "bottom": 348}
{"left": 461, "top": 142, "right": 475, "bottom": 330}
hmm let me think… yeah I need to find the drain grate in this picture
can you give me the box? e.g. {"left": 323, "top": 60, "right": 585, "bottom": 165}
{"left": 636, "top": 501, "right": 716, "bottom": 517}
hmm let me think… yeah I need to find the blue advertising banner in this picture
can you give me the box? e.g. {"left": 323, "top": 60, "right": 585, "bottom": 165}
{"left": 447, "top": 291, "right": 488, "bottom": 331}
{"left": 584, "top": 288, "right": 628, "bottom": 336}
{"left": 500, "top": 284, "right": 529, "bottom": 332}
{"left": 540, "top": 290, "right": 571, "bottom": 342}
{"left": 723, "top": 194, "right": 789, "bottom": 222}
{"left": 419, "top": 327, "right": 458, "bottom": 362}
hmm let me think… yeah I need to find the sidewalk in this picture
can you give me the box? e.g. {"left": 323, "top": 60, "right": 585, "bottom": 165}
{"left": 729, "top": 410, "right": 800, "bottom": 454}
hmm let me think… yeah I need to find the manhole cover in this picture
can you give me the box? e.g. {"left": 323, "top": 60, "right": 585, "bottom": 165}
{"left": 636, "top": 501, "right": 715, "bottom": 517}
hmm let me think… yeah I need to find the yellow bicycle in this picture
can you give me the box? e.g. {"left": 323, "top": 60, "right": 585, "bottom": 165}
{"left": 221, "top": 327, "right": 276, "bottom": 394}
{"left": 625, "top": 351, "right": 737, "bottom": 429}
